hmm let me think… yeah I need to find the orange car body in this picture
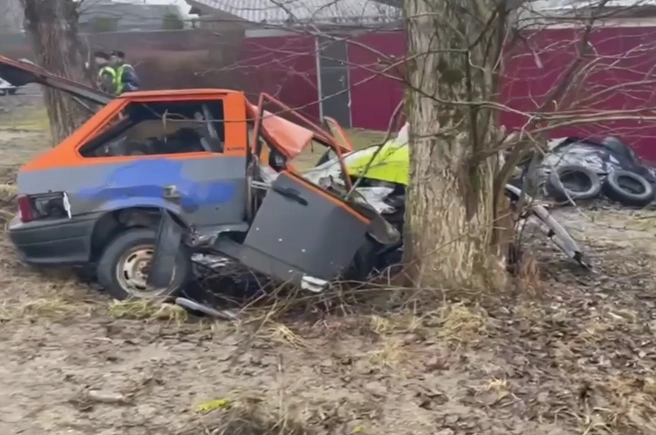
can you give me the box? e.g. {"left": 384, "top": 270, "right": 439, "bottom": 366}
{"left": 1, "top": 55, "right": 394, "bottom": 293}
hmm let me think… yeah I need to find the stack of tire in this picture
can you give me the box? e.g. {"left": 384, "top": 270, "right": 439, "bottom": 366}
{"left": 545, "top": 137, "right": 656, "bottom": 208}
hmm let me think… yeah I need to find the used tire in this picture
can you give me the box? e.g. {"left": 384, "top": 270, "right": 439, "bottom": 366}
{"left": 545, "top": 164, "right": 601, "bottom": 203}
{"left": 601, "top": 136, "right": 636, "bottom": 162}
{"left": 96, "top": 228, "right": 192, "bottom": 300}
{"left": 602, "top": 170, "right": 655, "bottom": 207}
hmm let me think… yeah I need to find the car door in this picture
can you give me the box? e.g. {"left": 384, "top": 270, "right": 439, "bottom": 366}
{"left": 234, "top": 171, "right": 372, "bottom": 287}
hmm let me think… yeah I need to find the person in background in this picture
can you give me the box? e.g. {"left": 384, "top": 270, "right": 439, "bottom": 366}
{"left": 110, "top": 50, "right": 140, "bottom": 94}
{"left": 94, "top": 51, "right": 116, "bottom": 95}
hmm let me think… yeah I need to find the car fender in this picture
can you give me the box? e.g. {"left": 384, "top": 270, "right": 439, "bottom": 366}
{"left": 95, "top": 197, "right": 188, "bottom": 224}
{"left": 86, "top": 200, "right": 189, "bottom": 262}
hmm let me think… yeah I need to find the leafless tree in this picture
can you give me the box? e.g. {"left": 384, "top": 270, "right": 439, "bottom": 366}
{"left": 397, "top": 0, "right": 653, "bottom": 290}
{"left": 20, "top": 0, "right": 90, "bottom": 143}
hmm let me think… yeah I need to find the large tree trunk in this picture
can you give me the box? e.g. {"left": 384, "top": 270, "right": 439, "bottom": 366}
{"left": 402, "top": 0, "right": 509, "bottom": 290}
{"left": 21, "top": 0, "right": 89, "bottom": 144}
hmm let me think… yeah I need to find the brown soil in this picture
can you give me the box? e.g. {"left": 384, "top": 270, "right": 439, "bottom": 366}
{"left": 0, "top": 116, "right": 654, "bottom": 435}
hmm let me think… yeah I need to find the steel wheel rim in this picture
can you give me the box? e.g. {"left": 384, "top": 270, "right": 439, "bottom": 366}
{"left": 115, "top": 245, "right": 176, "bottom": 298}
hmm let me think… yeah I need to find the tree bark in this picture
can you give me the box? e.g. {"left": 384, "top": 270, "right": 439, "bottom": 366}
{"left": 402, "top": 0, "right": 509, "bottom": 290}
{"left": 21, "top": 0, "right": 90, "bottom": 144}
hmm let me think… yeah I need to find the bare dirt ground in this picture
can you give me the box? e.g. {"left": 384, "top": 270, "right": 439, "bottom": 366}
{"left": 0, "top": 102, "right": 654, "bottom": 435}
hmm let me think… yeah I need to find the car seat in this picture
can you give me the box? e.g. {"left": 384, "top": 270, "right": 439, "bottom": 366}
{"left": 195, "top": 109, "right": 224, "bottom": 153}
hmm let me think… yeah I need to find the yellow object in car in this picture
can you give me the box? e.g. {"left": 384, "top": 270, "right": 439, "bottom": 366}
{"left": 344, "top": 140, "right": 409, "bottom": 186}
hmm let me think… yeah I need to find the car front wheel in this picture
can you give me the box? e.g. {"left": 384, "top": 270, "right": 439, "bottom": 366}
{"left": 96, "top": 228, "right": 192, "bottom": 300}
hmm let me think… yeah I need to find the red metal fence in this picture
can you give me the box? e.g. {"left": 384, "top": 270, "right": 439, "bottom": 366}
{"left": 347, "top": 32, "right": 405, "bottom": 130}
{"left": 502, "top": 26, "right": 656, "bottom": 161}
{"left": 237, "top": 35, "right": 320, "bottom": 120}
{"left": 4, "top": 26, "right": 656, "bottom": 160}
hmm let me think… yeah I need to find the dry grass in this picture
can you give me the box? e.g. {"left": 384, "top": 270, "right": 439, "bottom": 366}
{"left": 0, "top": 183, "right": 17, "bottom": 198}
{"left": 0, "top": 114, "right": 50, "bottom": 166}
{"left": 347, "top": 129, "right": 390, "bottom": 148}
{"left": 107, "top": 299, "right": 189, "bottom": 323}
{"left": 189, "top": 399, "right": 312, "bottom": 435}
{"left": 434, "top": 303, "right": 487, "bottom": 343}
{"left": 517, "top": 251, "right": 542, "bottom": 296}
{"left": 291, "top": 129, "right": 388, "bottom": 171}
{"left": 368, "top": 337, "right": 405, "bottom": 368}
{"left": 0, "top": 107, "right": 50, "bottom": 132}
{"left": 0, "top": 271, "right": 94, "bottom": 321}
{"left": 0, "top": 297, "right": 82, "bottom": 321}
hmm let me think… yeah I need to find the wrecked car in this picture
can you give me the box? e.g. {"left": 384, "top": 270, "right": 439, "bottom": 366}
{"left": 1, "top": 56, "right": 400, "bottom": 300}
{"left": 303, "top": 123, "right": 589, "bottom": 268}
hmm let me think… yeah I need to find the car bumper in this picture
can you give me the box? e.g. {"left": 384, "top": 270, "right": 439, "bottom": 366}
{"left": 8, "top": 214, "right": 98, "bottom": 266}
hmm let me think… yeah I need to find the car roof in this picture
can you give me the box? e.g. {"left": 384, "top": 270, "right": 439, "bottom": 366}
{"left": 116, "top": 89, "right": 240, "bottom": 98}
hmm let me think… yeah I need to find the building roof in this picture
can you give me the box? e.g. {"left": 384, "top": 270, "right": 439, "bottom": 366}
{"left": 79, "top": 1, "right": 185, "bottom": 31}
{"left": 532, "top": 0, "right": 656, "bottom": 10}
{"left": 516, "top": 0, "right": 656, "bottom": 22}
{"left": 186, "top": 0, "right": 401, "bottom": 25}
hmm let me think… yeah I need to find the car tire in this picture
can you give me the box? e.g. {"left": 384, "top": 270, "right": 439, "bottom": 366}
{"left": 545, "top": 164, "right": 601, "bottom": 203}
{"left": 7, "top": 89, "right": 16, "bottom": 95}
{"left": 602, "top": 170, "right": 655, "bottom": 207}
{"left": 601, "top": 136, "right": 637, "bottom": 163}
{"left": 96, "top": 228, "right": 192, "bottom": 301}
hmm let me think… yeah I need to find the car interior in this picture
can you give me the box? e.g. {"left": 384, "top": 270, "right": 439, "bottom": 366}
{"left": 79, "top": 100, "right": 226, "bottom": 158}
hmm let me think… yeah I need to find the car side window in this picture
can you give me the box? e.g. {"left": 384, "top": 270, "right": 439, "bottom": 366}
{"left": 78, "top": 100, "right": 226, "bottom": 158}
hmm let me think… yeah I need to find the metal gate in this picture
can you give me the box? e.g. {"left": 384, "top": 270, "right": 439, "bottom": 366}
{"left": 316, "top": 36, "right": 352, "bottom": 128}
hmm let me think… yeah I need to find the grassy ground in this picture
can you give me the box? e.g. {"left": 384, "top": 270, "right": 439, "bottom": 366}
{"left": 290, "top": 128, "right": 388, "bottom": 170}
{"left": 0, "top": 105, "right": 655, "bottom": 435}
{"left": 0, "top": 106, "right": 49, "bottom": 132}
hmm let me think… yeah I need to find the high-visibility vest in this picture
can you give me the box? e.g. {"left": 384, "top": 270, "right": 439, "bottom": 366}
{"left": 114, "top": 63, "right": 134, "bottom": 94}
{"left": 97, "top": 66, "right": 116, "bottom": 93}
{"left": 98, "top": 65, "right": 115, "bottom": 78}
{"left": 97, "top": 66, "right": 116, "bottom": 81}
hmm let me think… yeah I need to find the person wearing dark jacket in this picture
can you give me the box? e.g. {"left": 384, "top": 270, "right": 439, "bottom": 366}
{"left": 110, "top": 50, "right": 140, "bottom": 93}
